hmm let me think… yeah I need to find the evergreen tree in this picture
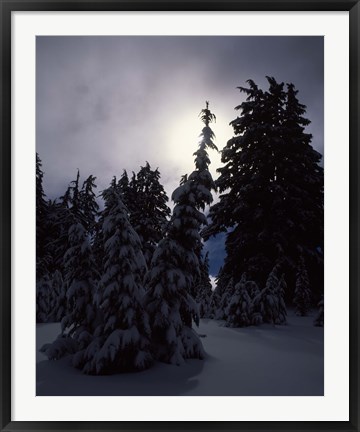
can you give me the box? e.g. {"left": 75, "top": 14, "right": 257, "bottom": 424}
{"left": 187, "top": 102, "right": 217, "bottom": 300}
{"left": 205, "top": 78, "right": 323, "bottom": 299}
{"left": 247, "top": 280, "right": 261, "bottom": 300}
{"left": 314, "top": 296, "right": 324, "bottom": 327}
{"left": 92, "top": 176, "right": 119, "bottom": 273}
{"left": 293, "top": 255, "right": 312, "bottom": 316}
{"left": 144, "top": 178, "right": 207, "bottom": 365}
{"left": 194, "top": 252, "right": 213, "bottom": 318}
{"left": 61, "top": 223, "right": 98, "bottom": 337}
{"left": 41, "top": 221, "right": 98, "bottom": 360}
{"left": 45, "top": 171, "right": 85, "bottom": 275}
{"left": 36, "top": 153, "right": 49, "bottom": 280}
{"left": 130, "top": 162, "right": 170, "bottom": 267}
{"left": 226, "top": 274, "right": 253, "bottom": 327}
{"left": 246, "top": 280, "right": 263, "bottom": 326}
{"left": 43, "top": 199, "right": 71, "bottom": 275}
{"left": 276, "top": 274, "right": 288, "bottom": 324}
{"left": 117, "top": 170, "right": 130, "bottom": 199}
{"left": 36, "top": 274, "right": 53, "bottom": 323}
{"left": 36, "top": 153, "right": 54, "bottom": 323}
{"left": 79, "top": 175, "right": 99, "bottom": 236}
{"left": 188, "top": 101, "right": 217, "bottom": 209}
{"left": 76, "top": 186, "right": 152, "bottom": 374}
{"left": 117, "top": 170, "right": 137, "bottom": 216}
{"left": 253, "top": 264, "right": 287, "bottom": 325}
{"left": 48, "top": 270, "right": 67, "bottom": 322}
{"left": 215, "top": 277, "right": 234, "bottom": 320}
{"left": 144, "top": 102, "right": 217, "bottom": 363}
{"left": 207, "top": 282, "right": 222, "bottom": 319}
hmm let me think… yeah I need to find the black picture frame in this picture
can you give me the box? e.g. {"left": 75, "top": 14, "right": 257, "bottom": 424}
{"left": 1, "top": 1, "right": 359, "bottom": 431}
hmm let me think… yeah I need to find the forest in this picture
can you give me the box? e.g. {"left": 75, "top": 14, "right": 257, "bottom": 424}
{"left": 36, "top": 77, "right": 324, "bottom": 376}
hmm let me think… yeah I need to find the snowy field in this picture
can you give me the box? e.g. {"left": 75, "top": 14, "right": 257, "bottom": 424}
{"left": 37, "top": 311, "right": 323, "bottom": 396}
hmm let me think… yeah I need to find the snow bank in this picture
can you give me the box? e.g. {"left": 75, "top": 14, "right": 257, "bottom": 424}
{"left": 37, "top": 311, "right": 323, "bottom": 396}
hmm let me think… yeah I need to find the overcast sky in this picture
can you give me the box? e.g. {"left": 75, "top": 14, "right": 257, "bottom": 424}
{"left": 36, "top": 36, "right": 323, "bottom": 275}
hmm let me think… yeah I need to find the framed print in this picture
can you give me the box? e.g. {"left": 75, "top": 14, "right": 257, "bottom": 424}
{"left": 1, "top": 1, "right": 359, "bottom": 431}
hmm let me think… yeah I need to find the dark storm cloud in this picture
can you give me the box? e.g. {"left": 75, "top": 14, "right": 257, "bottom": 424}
{"left": 36, "top": 36, "right": 323, "bottom": 200}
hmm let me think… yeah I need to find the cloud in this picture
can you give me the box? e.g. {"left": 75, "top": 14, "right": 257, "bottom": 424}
{"left": 37, "top": 36, "right": 323, "bottom": 203}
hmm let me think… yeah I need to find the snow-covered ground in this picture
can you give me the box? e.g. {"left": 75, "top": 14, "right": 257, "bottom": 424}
{"left": 37, "top": 311, "right": 323, "bottom": 396}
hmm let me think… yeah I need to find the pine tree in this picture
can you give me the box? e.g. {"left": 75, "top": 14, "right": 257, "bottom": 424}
{"left": 36, "top": 154, "right": 68, "bottom": 323}
{"left": 130, "top": 162, "right": 170, "bottom": 267}
{"left": 48, "top": 270, "right": 67, "bottom": 322}
{"left": 208, "top": 283, "right": 222, "bottom": 319}
{"left": 144, "top": 178, "right": 207, "bottom": 364}
{"left": 36, "top": 153, "right": 50, "bottom": 280}
{"left": 246, "top": 280, "right": 263, "bottom": 325}
{"left": 187, "top": 102, "right": 217, "bottom": 300}
{"left": 253, "top": 264, "right": 287, "bottom": 325}
{"left": 61, "top": 223, "right": 98, "bottom": 336}
{"left": 117, "top": 170, "right": 130, "bottom": 199}
{"left": 294, "top": 255, "right": 312, "bottom": 316}
{"left": 46, "top": 171, "right": 85, "bottom": 275}
{"left": 41, "top": 222, "right": 98, "bottom": 360}
{"left": 247, "top": 280, "right": 261, "bottom": 300}
{"left": 194, "top": 252, "right": 213, "bottom": 318}
{"left": 226, "top": 274, "right": 253, "bottom": 327}
{"left": 205, "top": 78, "right": 323, "bottom": 299}
{"left": 314, "top": 296, "right": 324, "bottom": 327}
{"left": 79, "top": 175, "right": 99, "bottom": 236}
{"left": 215, "top": 277, "right": 234, "bottom": 320}
{"left": 43, "top": 199, "right": 71, "bottom": 275}
{"left": 276, "top": 274, "right": 288, "bottom": 324}
{"left": 36, "top": 274, "right": 53, "bottom": 323}
{"left": 189, "top": 101, "right": 217, "bottom": 209}
{"left": 92, "top": 176, "right": 119, "bottom": 274}
{"left": 144, "top": 102, "right": 217, "bottom": 364}
{"left": 282, "top": 83, "right": 324, "bottom": 296}
{"left": 76, "top": 186, "right": 152, "bottom": 374}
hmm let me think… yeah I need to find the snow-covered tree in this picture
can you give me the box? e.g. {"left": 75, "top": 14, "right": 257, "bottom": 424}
{"left": 129, "top": 162, "right": 170, "bottom": 267}
{"left": 36, "top": 153, "right": 50, "bottom": 280}
{"left": 194, "top": 252, "right": 213, "bottom": 318}
{"left": 205, "top": 78, "right": 323, "bottom": 299}
{"left": 314, "top": 296, "right": 324, "bottom": 327}
{"left": 45, "top": 171, "right": 85, "bottom": 275}
{"left": 144, "top": 176, "right": 208, "bottom": 365}
{"left": 144, "top": 102, "right": 217, "bottom": 364}
{"left": 253, "top": 265, "right": 287, "bottom": 325}
{"left": 245, "top": 280, "right": 263, "bottom": 325}
{"left": 215, "top": 277, "right": 234, "bottom": 320}
{"left": 41, "top": 221, "right": 98, "bottom": 360}
{"left": 276, "top": 274, "right": 288, "bottom": 324}
{"left": 117, "top": 170, "right": 131, "bottom": 203}
{"left": 247, "top": 280, "right": 261, "bottom": 300}
{"left": 207, "top": 284, "right": 222, "bottom": 319}
{"left": 293, "top": 255, "right": 312, "bottom": 316}
{"left": 188, "top": 101, "right": 217, "bottom": 209}
{"left": 36, "top": 274, "right": 53, "bottom": 323}
{"left": 48, "top": 270, "right": 67, "bottom": 322}
{"left": 79, "top": 174, "right": 99, "bottom": 236}
{"left": 92, "top": 176, "right": 119, "bottom": 274}
{"left": 226, "top": 274, "right": 253, "bottom": 327}
{"left": 186, "top": 102, "right": 217, "bottom": 300}
{"left": 75, "top": 186, "right": 152, "bottom": 374}
{"left": 61, "top": 222, "right": 98, "bottom": 336}
{"left": 36, "top": 153, "right": 62, "bottom": 324}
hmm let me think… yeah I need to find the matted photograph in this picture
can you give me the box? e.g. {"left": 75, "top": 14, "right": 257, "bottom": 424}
{"left": 35, "top": 35, "right": 324, "bottom": 396}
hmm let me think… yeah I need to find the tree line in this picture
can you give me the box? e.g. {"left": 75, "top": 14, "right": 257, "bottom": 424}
{"left": 37, "top": 77, "right": 324, "bottom": 375}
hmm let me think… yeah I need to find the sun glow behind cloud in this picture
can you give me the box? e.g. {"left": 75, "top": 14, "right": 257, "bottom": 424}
{"left": 164, "top": 106, "right": 233, "bottom": 197}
